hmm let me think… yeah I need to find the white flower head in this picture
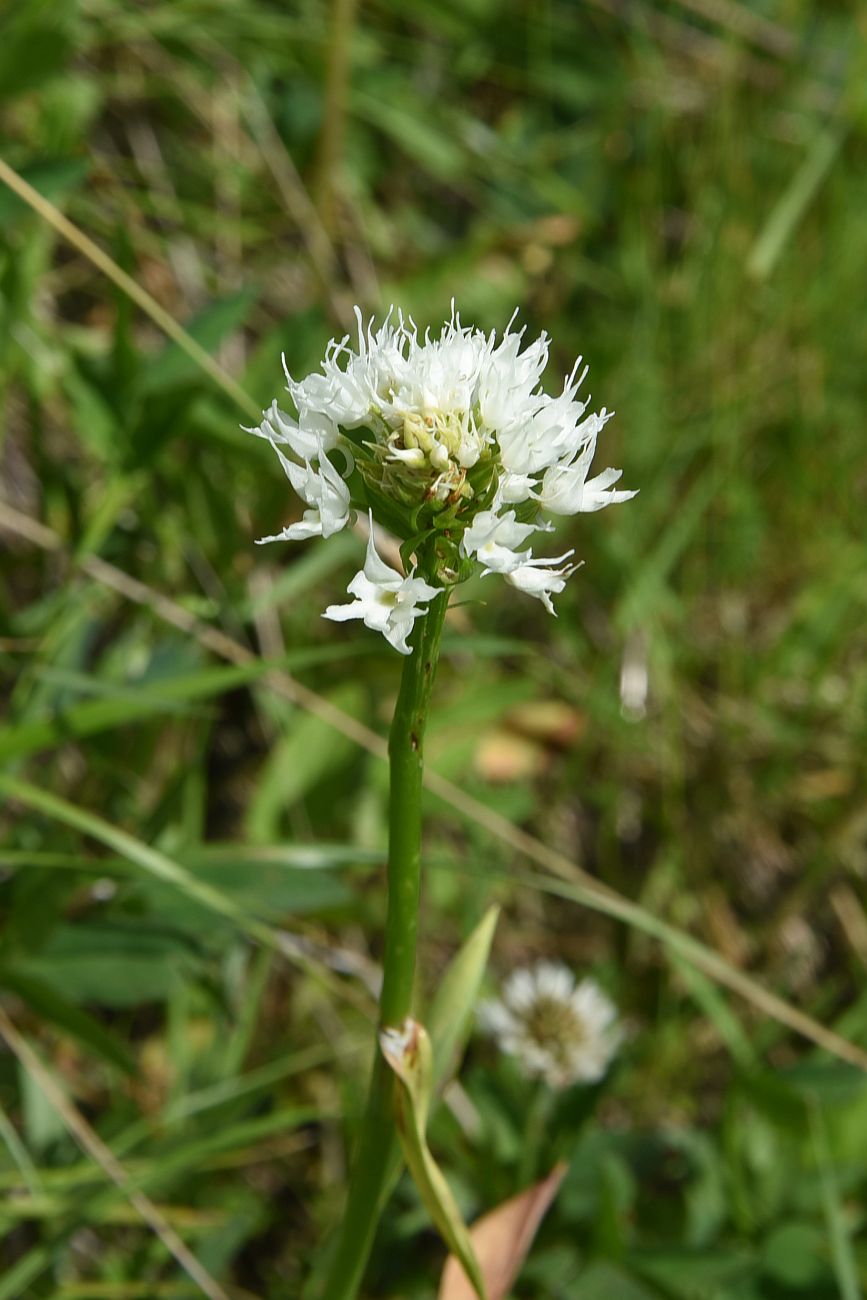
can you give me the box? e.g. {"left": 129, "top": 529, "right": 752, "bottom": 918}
{"left": 250, "top": 303, "right": 636, "bottom": 646}
{"left": 323, "top": 514, "right": 441, "bottom": 655}
{"left": 479, "top": 962, "right": 622, "bottom": 1089}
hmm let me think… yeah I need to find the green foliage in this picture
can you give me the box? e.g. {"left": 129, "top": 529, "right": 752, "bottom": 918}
{"left": 2, "top": 0, "right": 867, "bottom": 1296}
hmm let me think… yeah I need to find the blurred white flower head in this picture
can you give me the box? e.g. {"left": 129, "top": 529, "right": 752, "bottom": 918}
{"left": 478, "top": 962, "right": 622, "bottom": 1089}
{"left": 249, "top": 305, "right": 635, "bottom": 650}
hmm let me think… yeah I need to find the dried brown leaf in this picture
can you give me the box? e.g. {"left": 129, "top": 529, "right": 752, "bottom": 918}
{"left": 437, "top": 1162, "right": 567, "bottom": 1300}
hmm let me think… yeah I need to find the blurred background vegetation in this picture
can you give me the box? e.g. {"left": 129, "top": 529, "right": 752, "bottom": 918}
{"left": 2, "top": 0, "right": 867, "bottom": 1296}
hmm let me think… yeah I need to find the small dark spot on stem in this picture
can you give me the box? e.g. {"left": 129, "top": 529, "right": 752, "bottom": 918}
{"left": 410, "top": 732, "right": 419, "bottom": 751}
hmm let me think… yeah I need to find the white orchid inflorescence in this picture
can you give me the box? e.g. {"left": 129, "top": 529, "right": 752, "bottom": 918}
{"left": 249, "top": 305, "right": 635, "bottom": 651}
{"left": 478, "top": 962, "right": 623, "bottom": 1089}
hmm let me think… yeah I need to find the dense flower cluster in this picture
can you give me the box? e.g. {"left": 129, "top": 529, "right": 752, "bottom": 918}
{"left": 478, "top": 962, "right": 622, "bottom": 1088}
{"left": 250, "top": 306, "right": 635, "bottom": 650}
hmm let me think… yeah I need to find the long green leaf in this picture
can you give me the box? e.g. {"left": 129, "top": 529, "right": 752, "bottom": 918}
{"left": 0, "top": 660, "right": 278, "bottom": 762}
{"left": 428, "top": 905, "right": 499, "bottom": 1087}
{"left": 0, "top": 777, "right": 310, "bottom": 965}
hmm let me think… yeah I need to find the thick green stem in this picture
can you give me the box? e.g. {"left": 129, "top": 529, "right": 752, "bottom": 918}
{"left": 320, "top": 584, "right": 449, "bottom": 1300}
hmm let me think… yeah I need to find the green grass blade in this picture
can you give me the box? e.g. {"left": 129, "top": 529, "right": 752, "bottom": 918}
{"left": 748, "top": 128, "right": 845, "bottom": 280}
{"left": 810, "top": 1099, "right": 864, "bottom": 1300}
